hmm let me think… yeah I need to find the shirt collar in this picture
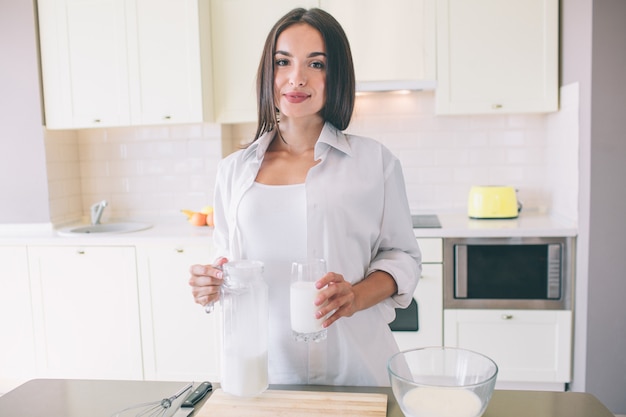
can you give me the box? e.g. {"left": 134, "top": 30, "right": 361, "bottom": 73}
{"left": 240, "top": 122, "right": 353, "bottom": 161}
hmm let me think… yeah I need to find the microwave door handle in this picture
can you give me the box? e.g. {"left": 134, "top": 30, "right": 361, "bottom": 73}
{"left": 455, "top": 245, "right": 468, "bottom": 298}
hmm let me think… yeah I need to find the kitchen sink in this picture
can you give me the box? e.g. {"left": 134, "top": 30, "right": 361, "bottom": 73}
{"left": 57, "top": 222, "right": 152, "bottom": 236}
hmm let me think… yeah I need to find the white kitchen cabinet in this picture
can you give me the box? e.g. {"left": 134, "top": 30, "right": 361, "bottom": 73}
{"left": 136, "top": 243, "right": 221, "bottom": 382}
{"left": 38, "top": 0, "right": 131, "bottom": 128}
{"left": 209, "top": 0, "right": 317, "bottom": 124}
{"left": 28, "top": 246, "right": 143, "bottom": 379}
{"left": 320, "top": 0, "right": 436, "bottom": 89}
{"left": 393, "top": 238, "right": 443, "bottom": 350}
{"left": 0, "top": 246, "right": 36, "bottom": 393}
{"left": 126, "top": 0, "right": 213, "bottom": 125}
{"left": 444, "top": 309, "right": 572, "bottom": 389}
{"left": 435, "top": 0, "right": 559, "bottom": 114}
{"left": 37, "top": 0, "right": 213, "bottom": 129}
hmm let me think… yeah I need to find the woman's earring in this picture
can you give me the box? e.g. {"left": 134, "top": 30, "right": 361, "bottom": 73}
{"left": 276, "top": 109, "right": 281, "bottom": 124}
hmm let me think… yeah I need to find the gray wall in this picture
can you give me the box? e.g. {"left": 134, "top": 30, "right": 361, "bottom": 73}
{"left": 586, "top": 0, "right": 626, "bottom": 412}
{"left": 0, "top": 0, "right": 50, "bottom": 224}
{"left": 562, "top": 0, "right": 626, "bottom": 413}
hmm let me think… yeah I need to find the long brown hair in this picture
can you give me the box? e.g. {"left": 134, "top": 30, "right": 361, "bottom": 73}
{"left": 254, "top": 8, "right": 356, "bottom": 141}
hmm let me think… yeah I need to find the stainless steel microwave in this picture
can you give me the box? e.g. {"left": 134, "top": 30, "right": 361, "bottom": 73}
{"left": 443, "top": 236, "right": 575, "bottom": 310}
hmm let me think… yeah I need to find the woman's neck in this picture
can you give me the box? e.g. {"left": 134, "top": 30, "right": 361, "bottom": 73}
{"left": 276, "top": 117, "right": 324, "bottom": 154}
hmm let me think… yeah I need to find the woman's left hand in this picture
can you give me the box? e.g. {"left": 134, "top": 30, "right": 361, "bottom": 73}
{"left": 314, "top": 272, "right": 358, "bottom": 328}
{"left": 314, "top": 269, "right": 398, "bottom": 328}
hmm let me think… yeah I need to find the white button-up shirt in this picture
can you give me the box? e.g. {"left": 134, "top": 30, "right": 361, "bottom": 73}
{"left": 212, "top": 122, "right": 421, "bottom": 386}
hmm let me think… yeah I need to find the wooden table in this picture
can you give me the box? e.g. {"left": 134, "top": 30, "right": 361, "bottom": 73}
{"left": 0, "top": 379, "right": 615, "bottom": 417}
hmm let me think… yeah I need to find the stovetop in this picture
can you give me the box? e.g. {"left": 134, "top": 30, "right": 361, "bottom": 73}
{"left": 411, "top": 214, "right": 441, "bottom": 228}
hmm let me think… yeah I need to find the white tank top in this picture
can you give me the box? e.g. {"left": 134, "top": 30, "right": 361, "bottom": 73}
{"left": 238, "top": 182, "right": 313, "bottom": 384}
{"left": 237, "top": 181, "right": 306, "bottom": 263}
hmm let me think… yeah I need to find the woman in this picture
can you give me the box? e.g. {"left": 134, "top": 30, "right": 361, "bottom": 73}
{"left": 190, "top": 7, "right": 421, "bottom": 386}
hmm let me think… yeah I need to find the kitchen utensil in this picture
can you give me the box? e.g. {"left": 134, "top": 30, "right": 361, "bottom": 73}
{"left": 172, "top": 382, "right": 213, "bottom": 417}
{"left": 467, "top": 186, "right": 521, "bottom": 219}
{"left": 195, "top": 389, "right": 387, "bottom": 417}
{"left": 388, "top": 347, "right": 498, "bottom": 417}
{"left": 110, "top": 383, "right": 192, "bottom": 417}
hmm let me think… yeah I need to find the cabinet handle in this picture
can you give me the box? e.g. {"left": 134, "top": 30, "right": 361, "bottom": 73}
{"left": 76, "top": 249, "right": 85, "bottom": 255}
{"left": 93, "top": 119, "right": 101, "bottom": 123}
{"left": 163, "top": 115, "right": 172, "bottom": 120}
{"left": 501, "top": 314, "right": 513, "bottom": 320}
{"left": 175, "top": 248, "right": 184, "bottom": 253}
{"left": 492, "top": 104, "right": 503, "bottom": 109}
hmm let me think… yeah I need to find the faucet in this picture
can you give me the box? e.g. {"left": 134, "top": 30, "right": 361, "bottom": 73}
{"left": 90, "top": 200, "right": 108, "bottom": 225}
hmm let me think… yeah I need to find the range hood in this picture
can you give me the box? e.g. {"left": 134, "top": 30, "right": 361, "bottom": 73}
{"left": 355, "top": 79, "right": 437, "bottom": 93}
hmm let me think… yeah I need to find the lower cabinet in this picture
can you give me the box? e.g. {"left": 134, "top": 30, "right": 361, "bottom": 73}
{"left": 393, "top": 238, "right": 443, "bottom": 350}
{"left": 136, "top": 243, "right": 221, "bottom": 382}
{"left": 27, "top": 246, "right": 143, "bottom": 380}
{"left": 0, "top": 246, "right": 36, "bottom": 393}
{"left": 444, "top": 309, "right": 572, "bottom": 389}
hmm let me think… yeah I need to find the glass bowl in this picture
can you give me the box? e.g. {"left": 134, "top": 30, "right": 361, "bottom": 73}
{"left": 388, "top": 347, "right": 498, "bottom": 417}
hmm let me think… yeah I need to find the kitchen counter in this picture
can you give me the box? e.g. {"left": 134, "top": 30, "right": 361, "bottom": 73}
{"left": 0, "top": 379, "right": 613, "bottom": 417}
{"left": 413, "top": 211, "right": 577, "bottom": 238}
{"left": 0, "top": 211, "right": 576, "bottom": 245}
{"left": 0, "top": 220, "right": 214, "bottom": 245}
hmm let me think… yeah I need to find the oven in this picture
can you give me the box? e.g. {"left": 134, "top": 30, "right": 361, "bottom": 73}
{"left": 443, "top": 236, "right": 574, "bottom": 310}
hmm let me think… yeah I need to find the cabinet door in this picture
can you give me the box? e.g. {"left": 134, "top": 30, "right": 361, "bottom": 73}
{"left": 444, "top": 309, "right": 572, "bottom": 384}
{"left": 137, "top": 244, "right": 220, "bottom": 381}
{"left": 394, "top": 263, "right": 443, "bottom": 350}
{"left": 209, "top": 0, "right": 317, "bottom": 123}
{"left": 38, "top": 0, "right": 131, "bottom": 128}
{"left": 28, "top": 246, "right": 142, "bottom": 379}
{"left": 435, "top": 0, "right": 558, "bottom": 114}
{"left": 0, "top": 246, "right": 36, "bottom": 393}
{"left": 127, "top": 0, "right": 213, "bottom": 125}
{"left": 320, "top": 0, "right": 436, "bottom": 87}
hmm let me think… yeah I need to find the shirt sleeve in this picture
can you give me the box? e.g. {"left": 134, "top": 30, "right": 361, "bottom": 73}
{"left": 367, "top": 155, "right": 422, "bottom": 314}
{"left": 211, "top": 157, "right": 232, "bottom": 261}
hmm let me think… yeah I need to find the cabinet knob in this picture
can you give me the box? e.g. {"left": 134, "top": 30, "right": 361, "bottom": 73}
{"left": 501, "top": 314, "right": 513, "bottom": 320}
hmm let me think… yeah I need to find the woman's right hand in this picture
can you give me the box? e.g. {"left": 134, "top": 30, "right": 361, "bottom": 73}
{"left": 189, "top": 257, "right": 229, "bottom": 309}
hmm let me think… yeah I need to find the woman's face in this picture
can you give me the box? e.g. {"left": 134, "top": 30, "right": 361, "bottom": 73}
{"left": 274, "top": 23, "right": 326, "bottom": 121}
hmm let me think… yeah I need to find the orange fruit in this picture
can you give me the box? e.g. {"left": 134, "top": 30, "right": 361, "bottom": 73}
{"left": 189, "top": 212, "right": 208, "bottom": 226}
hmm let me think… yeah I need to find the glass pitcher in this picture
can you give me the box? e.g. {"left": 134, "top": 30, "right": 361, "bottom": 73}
{"left": 219, "top": 260, "right": 269, "bottom": 397}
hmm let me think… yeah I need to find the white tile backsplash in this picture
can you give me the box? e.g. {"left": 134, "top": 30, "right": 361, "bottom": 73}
{"left": 44, "top": 87, "right": 579, "bottom": 225}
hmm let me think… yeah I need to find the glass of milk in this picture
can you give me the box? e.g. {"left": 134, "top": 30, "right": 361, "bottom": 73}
{"left": 290, "top": 259, "right": 328, "bottom": 342}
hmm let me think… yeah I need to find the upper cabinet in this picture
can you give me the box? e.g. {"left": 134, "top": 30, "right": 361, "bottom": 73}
{"left": 435, "top": 0, "right": 559, "bottom": 115}
{"left": 209, "top": 0, "right": 435, "bottom": 124}
{"left": 37, "top": 0, "right": 213, "bottom": 129}
{"left": 38, "top": 0, "right": 131, "bottom": 128}
{"left": 320, "top": 0, "right": 436, "bottom": 91}
{"left": 127, "top": 0, "right": 213, "bottom": 125}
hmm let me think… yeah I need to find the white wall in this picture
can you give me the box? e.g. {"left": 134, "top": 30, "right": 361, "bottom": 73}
{"left": 0, "top": 0, "right": 51, "bottom": 225}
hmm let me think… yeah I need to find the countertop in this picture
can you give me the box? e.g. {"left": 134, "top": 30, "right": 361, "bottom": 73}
{"left": 0, "top": 211, "right": 577, "bottom": 245}
{"left": 0, "top": 379, "right": 613, "bottom": 417}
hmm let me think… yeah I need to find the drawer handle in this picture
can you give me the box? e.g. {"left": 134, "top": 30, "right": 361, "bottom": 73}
{"left": 175, "top": 248, "right": 184, "bottom": 253}
{"left": 76, "top": 249, "right": 85, "bottom": 255}
{"left": 501, "top": 314, "right": 513, "bottom": 320}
